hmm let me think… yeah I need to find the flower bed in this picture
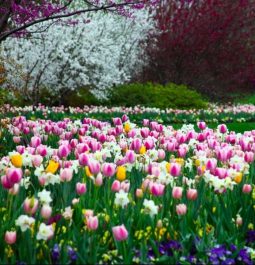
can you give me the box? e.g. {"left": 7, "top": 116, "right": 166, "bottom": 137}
{"left": 0, "top": 115, "right": 255, "bottom": 264}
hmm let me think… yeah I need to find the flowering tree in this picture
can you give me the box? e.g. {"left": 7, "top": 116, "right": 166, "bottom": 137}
{"left": 140, "top": 0, "right": 255, "bottom": 100}
{"left": 2, "top": 8, "right": 153, "bottom": 103}
{"left": 0, "top": 0, "right": 156, "bottom": 42}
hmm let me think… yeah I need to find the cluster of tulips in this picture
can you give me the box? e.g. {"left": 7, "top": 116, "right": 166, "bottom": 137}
{"left": 2, "top": 103, "right": 255, "bottom": 125}
{"left": 0, "top": 113, "right": 255, "bottom": 264}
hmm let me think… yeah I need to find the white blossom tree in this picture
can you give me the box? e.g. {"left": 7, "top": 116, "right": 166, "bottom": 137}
{"left": 1, "top": 7, "right": 154, "bottom": 104}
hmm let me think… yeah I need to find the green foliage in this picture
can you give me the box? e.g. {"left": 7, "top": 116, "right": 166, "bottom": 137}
{"left": 107, "top": 82, "right": 208, "bottom": 109}
{"left": 234, "top": 93, "right": 255, "bottom": 105}
{"left": 0, "top": 89, "right": 22, "bottom": 106}
{"left": 62, "top": 87, "right": 100, "bottom": 107}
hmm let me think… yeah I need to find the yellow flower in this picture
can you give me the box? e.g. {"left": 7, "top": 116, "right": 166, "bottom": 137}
{"left": 10, "top": 154, "right": 22, "bottom": 168}
{"left": 5, "top": 246, "right": 14, "bottom": 258}
{"left": 175, "top": 158, "right": 184, "bottom": 166}
{"left": 212, "top": 207, "right": 216, "bottom": 213}
{"left": 85, "top": 166, "right": 93, "bottom": 177}
{"left": 139, "top": 145, "right": 146, "bottom": 155}
{"left": 116, "top": 166, "right": 126, "bottom": 181}
{"left": 198, "top": 229, "right": 203, "bottom": 237}
{"left": 165, "top": 162, "right": 171, "bottom": 172}
{"left": 195, "top": 159, "right": 200, "bottom": 167}
{"left": 62, "top": 226, "right": 67, "bottom": 234}
{"left": 234, "top": 172, "right": 242, "bottom": 184}
{"left": 248, "top": 223, "right": 254, "bottom": 230}
{"left": 124, "top": 123, "right": 131, "bottom": 133}
{"left": 45, "top": 160, "right": 59, "bottom": 174}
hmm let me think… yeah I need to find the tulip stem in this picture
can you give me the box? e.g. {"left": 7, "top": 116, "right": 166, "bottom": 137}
{"left": 7, "top": 194, "right": 13, "bottom": 219}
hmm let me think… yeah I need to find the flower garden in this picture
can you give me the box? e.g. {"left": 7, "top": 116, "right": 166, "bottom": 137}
{"left": 0, "top": 104, "right": 255, "bottom": 264}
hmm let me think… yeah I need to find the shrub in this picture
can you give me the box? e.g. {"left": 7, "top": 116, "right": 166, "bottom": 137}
{"left": 107, "top": 82, "right": 207, "bottom": 109}
{"left": 62, "top": 87, "right": 100, "bottom": 107}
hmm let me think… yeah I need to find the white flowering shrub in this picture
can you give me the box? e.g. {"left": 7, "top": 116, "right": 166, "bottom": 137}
{"left": 1, "top": 8, "right": 154, "bottom": 102}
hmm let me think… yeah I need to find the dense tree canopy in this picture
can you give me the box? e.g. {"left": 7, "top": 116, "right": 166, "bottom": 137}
{"left": 140, "top": 0, "right": 255, "bottom": 100}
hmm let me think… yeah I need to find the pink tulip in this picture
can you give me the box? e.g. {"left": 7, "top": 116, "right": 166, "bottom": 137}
{"left": 16, "top": 145, "right": 25, "bottom": 154}
{"left": 41, "top": 204, "right": 52, "bottom": 219}
{"left": 102, "top": 163, "right": 116, "bottom": 177}
{"left": 205, "top": 158, "right": 217, "bottom": 171}
{"left": 112, "top": 224, "right": 128, "bottom": 241}
{"left": 197, "top": 121, "right": 206, "bottom": 130}
{"left": 60, "top": 168, "right": 73, "bottom": 182}
{"left": 178, "top": 147, "right": 187, "bottom": 157}
{"left": 172, "top": 186, "right": 183, "bottom": 199}
{"left": 111, "top": 180, "right": 121, "bottom": 192}
{"left": 23, "top": 197, "right": 39, "bottom": 215}
{"left": 32, "top": 155, "right": 43, "bottom": 167}
{"left": 130, "top": 138, "right": 142, "bottom": 152}
{"left": 242, "top": 184, "right": 252, "bottom": 194}
{"left": 13, "top": 136, "right": 21, "bottom": 144}
{"left": 141, "top": 128, "right": 150, "bottom": 138}
{"left": 93, "top": 173, "right": 102, "bottom": 186}
{"left": 76, "top": 182, "right": 87, "bottom": 195}
{"left": 9, "top": 183, "right": 19, "bottom": 195}
{"left": 136, "top": 188, "right": 143, "bottom": 198}
{"left": 113, "top": 117, "right": 122, "bottom": 126}
{"left": 120, "top": 180, "right": 130, "bottom": 192}
{"left": 86, "top": 216, "right": 99, "bottom": 230}
{"left": 5, "top": 231, "right": 16, "bottom": 245}
{"left": 88, "top": 160, "right": 100, "bottom": 175}
{"left": 6, "top": 168, "right": 22, "bottom": 184}
{"left": 125, "top": 150, "right": 136, "bottom": 164}
{"left": 1, "top": 175, "right": 14, "bottom": 189}
{"left": 244, "top": 152, "right": 254, "bottom": 163}
{"left": 158, "top": 149, "right": 165, "bottom": 160}
{"left": 78, "top": 153, "right": 89, "bottom": 166}
{"left": 215, "top": 167, "right": 228, "bottom": 179}
{"left": 35, "top": 145, "right": 46, "bottom": 157}
{"left": 176, "top": 203, "right": 187, "bottom": 216}
{"left": 218, "top": 124, "right": 227, "bottom": 134}
{"left": 30, "top": 136, "right": 41, "bottom": 148}
{"left": 170, "top": 163, "right": 181, "bottom": 177}
{"left": 58, "top": 145, "right": 70, "bottom": 158}
{"left": 150, "top": 183, "right": 165, "bottom": 196}
{"left": 186, "top": 189, "right": 198, "bottom": 200}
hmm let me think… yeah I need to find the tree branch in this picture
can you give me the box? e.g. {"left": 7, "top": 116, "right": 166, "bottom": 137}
{"left": 0, "top": 1, "right": 145, "bottom": 42}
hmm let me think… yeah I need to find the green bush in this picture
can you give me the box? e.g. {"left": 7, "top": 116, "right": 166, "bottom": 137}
{"left": 62, "top": 87, "right": 100, "bottom": 107}
{"left": 107, "top": 82, "right": 207, "bottom": 109}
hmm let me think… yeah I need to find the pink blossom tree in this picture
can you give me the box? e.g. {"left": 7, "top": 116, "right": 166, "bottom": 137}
{"left": 0, "top": 0, "right": 155, "bottom": 42}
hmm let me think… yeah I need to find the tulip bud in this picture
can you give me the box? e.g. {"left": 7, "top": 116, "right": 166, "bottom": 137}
{"left": 176, "top": 203, "right": 187, "bottom": 216}
{"left": 60, "top": 168, "right": 73, "bottom": 182}
{"left": 111, "top": 180, "right": 121, "bottom": 192}
{"left": 86, "top": 216, "right": 99, "bottom": 231}
{"left": 172, "top": 186, "right": 183, "bottom": 199}
{"left": 136, "top": 188, "right": 143, "bottom": 198}
{"left": 112, "top": 224, "right": 128, "bottom": 241}
{"left": 242, "top": 184, "right": 252, "bottom": 194}
{"left": 41, "top": 204, "right": 52, "bottom": 219}
{"left": 5, "top": 231, "right": 16, "bottom": 245}
{"left": 76, "top": 182, "right": 87, "bottom": 195}
{"left": 23, "top": 197, "right": 39, "bottom": 215}
{"left": 186, "top": 188, "right": 198, "bottom": 200}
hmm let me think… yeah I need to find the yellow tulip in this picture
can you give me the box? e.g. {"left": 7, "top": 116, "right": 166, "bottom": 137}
{"left": 116, "top": 166, "right": 126, "bottom": 181}
{"left": 85, "top": 166, "right": 93, "bottom": 177}
{"left": 139, "top": 145, "right": 146, "bottom": 155}
{"left": 124, "top": 123, "right": 131, "bottom": 133}
{"left": 234, "top": 172, "right": 243, "bottom": 183}
{"left": 45, "top": 160, "right": 59, "bottom": 174}
{"left": 10, "top": 154, "right": 22, "bottom": 168}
